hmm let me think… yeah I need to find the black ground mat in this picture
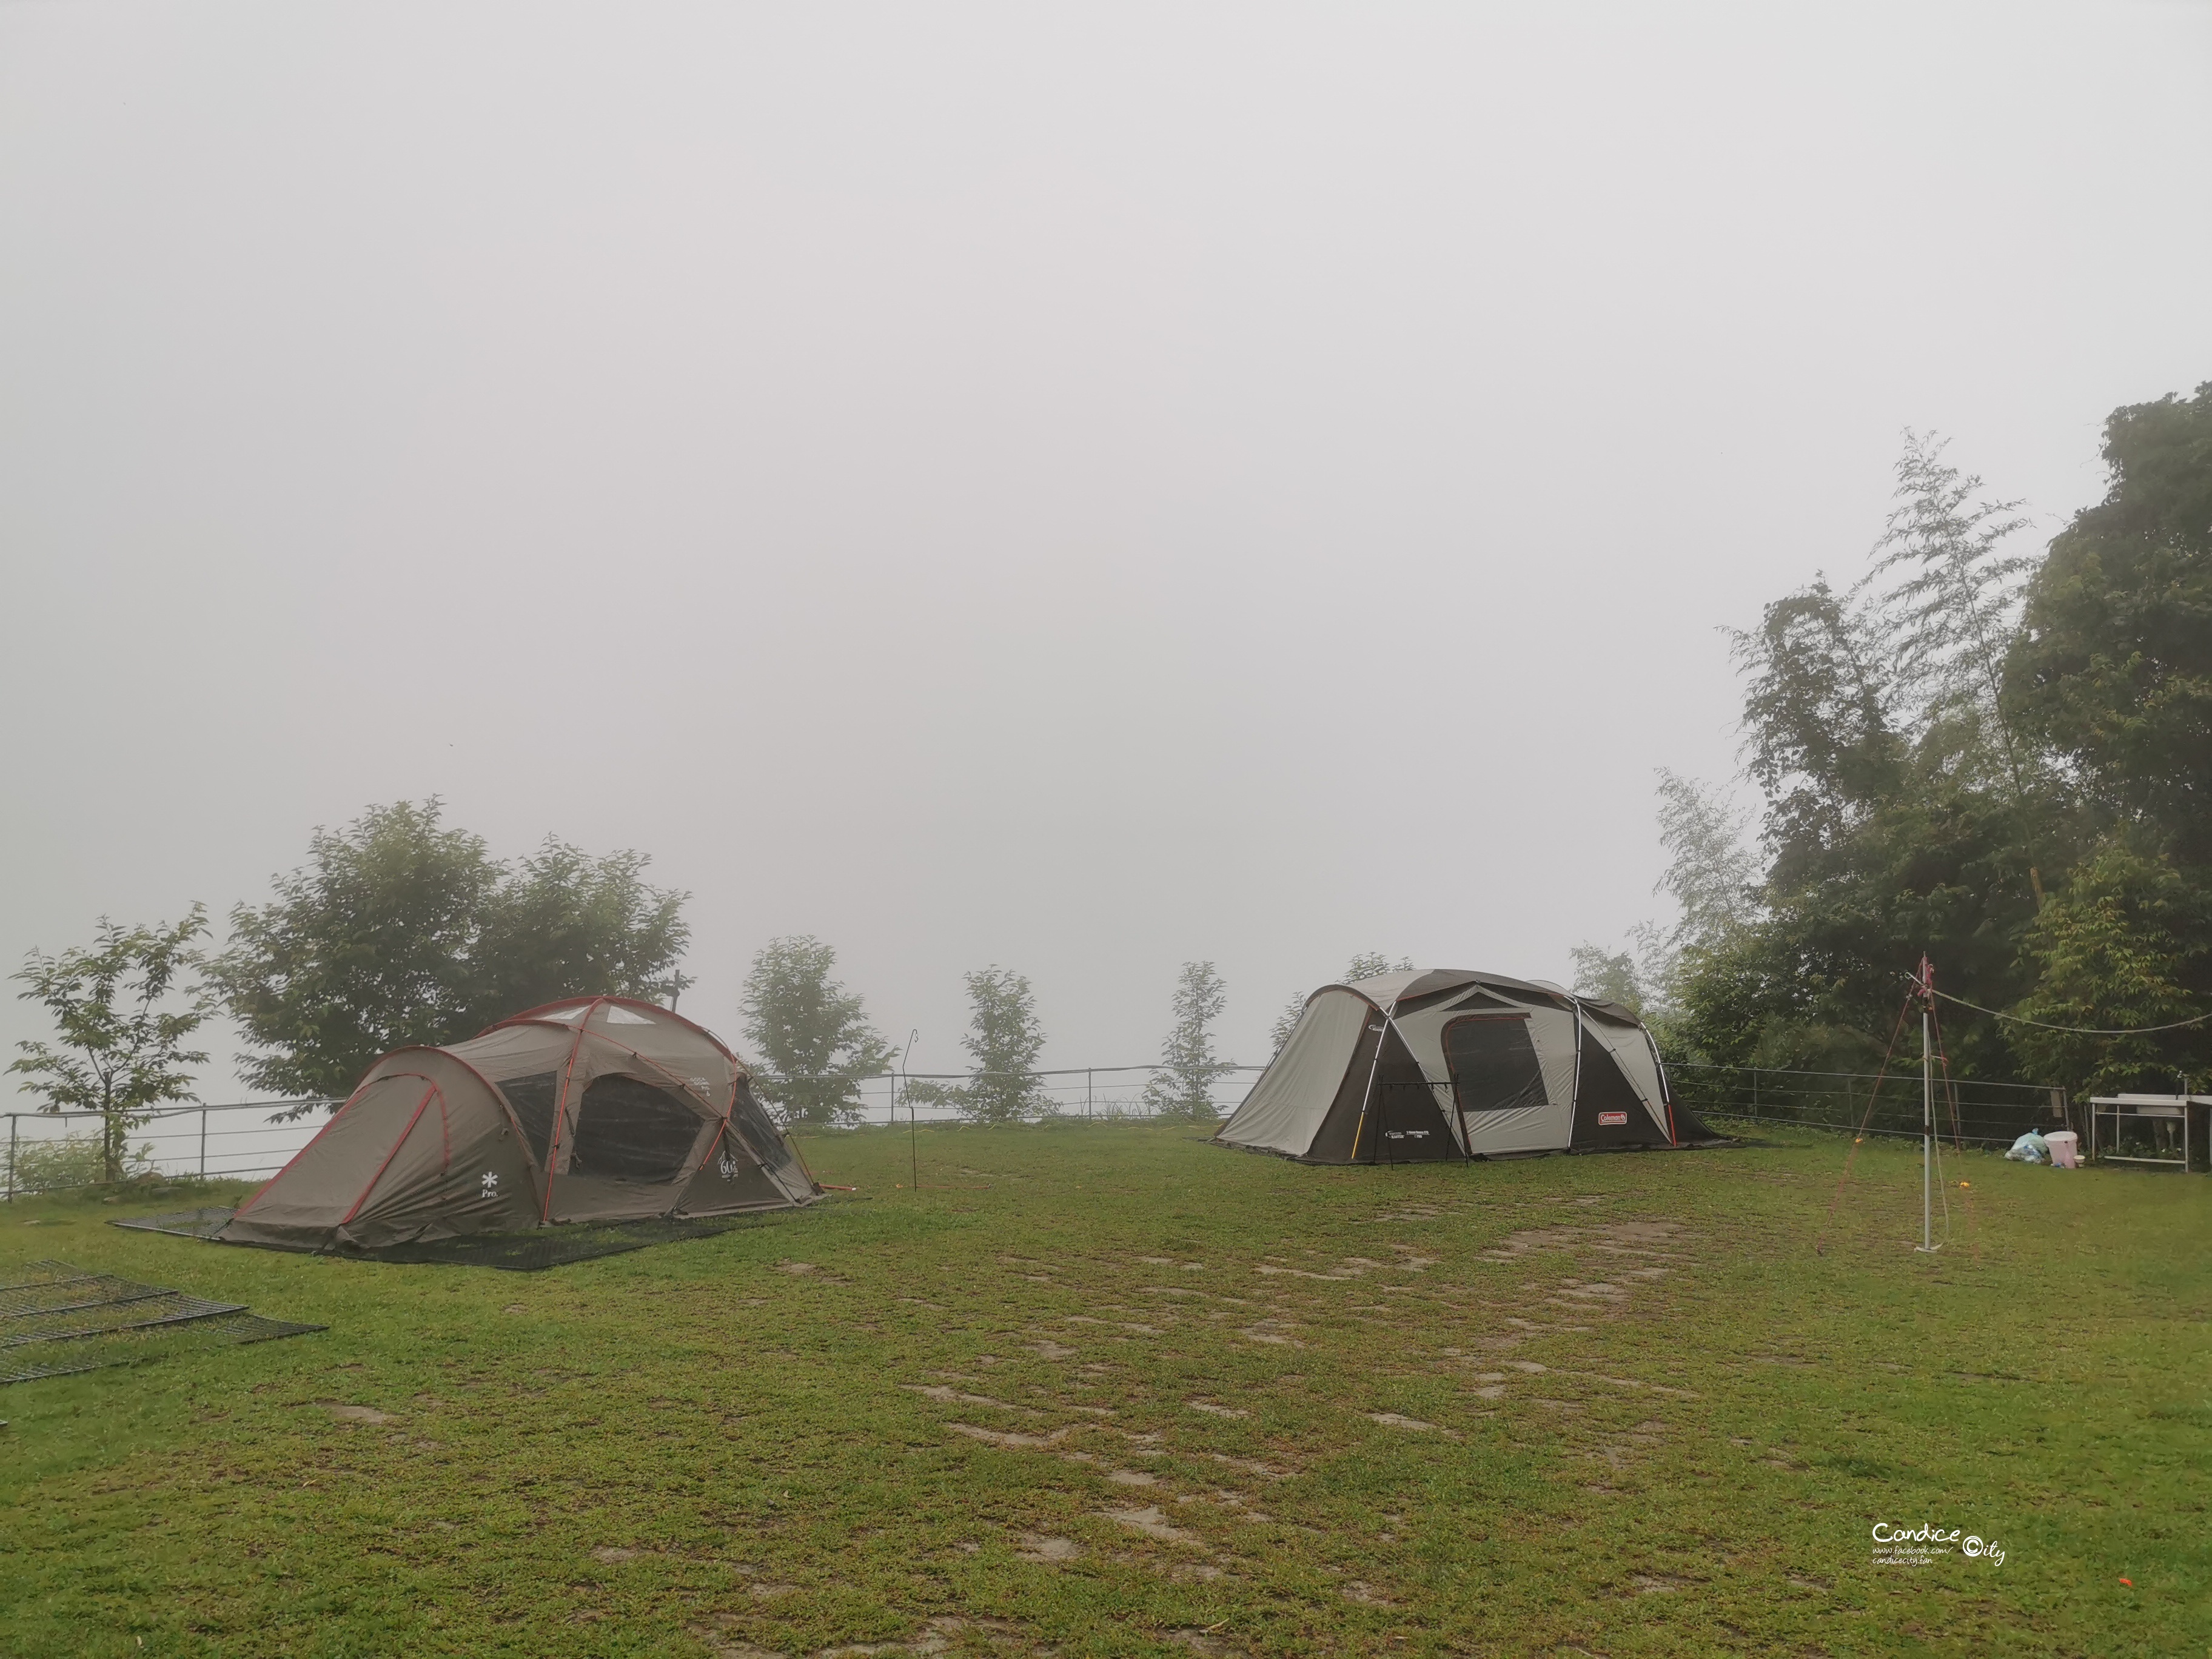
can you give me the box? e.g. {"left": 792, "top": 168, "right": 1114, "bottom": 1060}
{"left": 2, "top": 1259, "right": 323, "bottom": 1386}
{"left": 372, "top": 1213, "right": 785, "bottom": 1269}
{"left": 113, "top": 1208, "right": 789, "bottom": 1271}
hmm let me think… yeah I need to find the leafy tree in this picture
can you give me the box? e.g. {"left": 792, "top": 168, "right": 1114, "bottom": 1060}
{"left": 210, "top": 802, "right": 497, "bottom": 1104}
{"left": 1658, "top": 434, "right": 2089, "bottom": 1077}
{"left": 908, "top": 967, "right": 1048, "bottom": 1124}
{"left": 10, "top": 909, "right": 212, "bottom": 1182}
{"left": 1999, "top": 383, "right": 2212, "bottom": 1090}
{"left": 1269, "top": 954, "right": 1413, "bottom": 1053}
{"left": 2006, "top": 382, "right": 2212, "bottom": 862}
{"left": 1729, "top": 577, "right": 1901, "bottom": 888}
{"left": 740, "top": 936, "right": 893, "bottom": 1127}
{"left": 2009, "top": 843, "right": 2211, "bottom": 1094}
{"left": 1141, "top": 962, "right": 1233, "bottom": 1121}
{"left": 1568, "top": 945, "right": 1646, "bottom": 1014}
{"left": 1865, "top": 432, "right": 2036, "bottom": 786}
{"left": 210, "top": 800, "right": 690, "bottom": 1111}
{"left": 1858, "top": 430, "right": 2060, "bottom": 912}
{"left": 1342, "top": 951, "right": 1415, "bottom": 984}
{"left": 1667, "top": 779, "right": 2042, "bottom": 1078}
{"left": 1649, "top": 770, "right": 1761, "bottom": 956}
{"left": 1593, "top": 772, "right": 1761, "bottom": 1031}
{"left": 1660, "top": 398, "right": 2212, "bottom": 1096}
{"left": 469, "top": 838, "right": 692, "bottom": 1022}
{"left": 959, "top": 967, "right": 1048, "bottom": 1124}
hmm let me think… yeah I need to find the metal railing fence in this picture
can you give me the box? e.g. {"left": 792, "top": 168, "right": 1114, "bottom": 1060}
{"left": 765, "top": 1064, "right": 1270, "bottom": 1127}
{"left": 1664, "top": 1059, "right": 2070, "bottom": 1148}
{"left": 1, "top": 1065, "right": 1270, "bottom": 1201}
{"left": 4, "top": 1056, "right": 2077, "bottom": 1201}
{"left": 3, "top": 1099, "right": 335, "bottom": 1201}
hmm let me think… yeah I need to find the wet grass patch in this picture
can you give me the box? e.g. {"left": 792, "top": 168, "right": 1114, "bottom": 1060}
{"left": 1, "top": 1124, "right": 2205, "bottom": 1655}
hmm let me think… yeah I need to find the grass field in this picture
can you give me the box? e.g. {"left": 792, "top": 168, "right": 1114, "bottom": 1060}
{"left": 2, "top": 1122, "right": 2207, "bottom": 1657}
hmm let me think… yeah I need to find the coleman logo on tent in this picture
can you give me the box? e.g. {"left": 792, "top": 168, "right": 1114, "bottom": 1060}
{"left": 1385, "top": 1129, "right": 1429, "bottom": 1139}
{"left": 481, "top": 1171, "right": 500, "bottom": 1195}
{"left": 1597, "top": 1111, "right": 1628, "bottom": 1126}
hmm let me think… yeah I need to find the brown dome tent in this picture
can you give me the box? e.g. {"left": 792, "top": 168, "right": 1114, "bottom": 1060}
{"left": 1213, "top": 968, "right": 1725, "bottom": 1164}
{"left": 217, "top": 996, "right": 818, "bottom": 1253}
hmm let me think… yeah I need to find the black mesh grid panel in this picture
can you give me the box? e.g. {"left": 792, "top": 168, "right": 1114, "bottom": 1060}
{"left": 2, "top": 1258, "right": 322, "bottom": 1385}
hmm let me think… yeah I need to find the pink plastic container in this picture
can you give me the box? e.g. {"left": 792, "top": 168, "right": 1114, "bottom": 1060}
{"left": 2046, "top": 1129, "right": 2080, "bottom": 1168}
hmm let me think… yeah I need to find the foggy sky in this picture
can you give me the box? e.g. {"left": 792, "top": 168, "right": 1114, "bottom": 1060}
{"left": 5, "top": 1, "right": 2210, "bottom": 1103}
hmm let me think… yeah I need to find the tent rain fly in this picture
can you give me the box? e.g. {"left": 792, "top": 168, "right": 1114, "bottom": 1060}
{"left": 211, "top": 996, "right": 819, "bottom": 1255}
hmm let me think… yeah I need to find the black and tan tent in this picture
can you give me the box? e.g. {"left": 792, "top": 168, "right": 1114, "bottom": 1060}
{"left": 1213, "top": 968, "right": 1723, "bottom": 1163}
{"left": 218, "top": 996, "right": 818, "bottom": 1253}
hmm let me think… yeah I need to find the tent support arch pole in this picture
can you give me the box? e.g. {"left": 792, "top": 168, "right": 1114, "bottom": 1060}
{"left": 1645, "top": 1027, "right": 1680, "bottom": 1146}
{"left": 1569, "top": 1000, "right": 1586, "bottom": 1150}
{"left": 1347, "top": 1009, "right": 1390, "bottom": 1165}
{"left": 1447, "top": 1072, "right": 1472, "bottom": 1161}
{"left": 545, "top": 999, "right": 602, "bottom": 1223}
{"left": 338, "top": 1082, "right": 443, "bottom": 1228}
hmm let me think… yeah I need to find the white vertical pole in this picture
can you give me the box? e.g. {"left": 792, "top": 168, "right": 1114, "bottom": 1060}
{"left": 1917, "top": 956, "right": 1938, "bottom": 1254}
{"left": 1922, "top": 1001, "right": 1933, "bottom": 1251}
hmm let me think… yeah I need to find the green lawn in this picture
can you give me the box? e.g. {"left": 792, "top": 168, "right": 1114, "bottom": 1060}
{"left": 2, "top": 1122, "right": 2207, "bottom": 1657}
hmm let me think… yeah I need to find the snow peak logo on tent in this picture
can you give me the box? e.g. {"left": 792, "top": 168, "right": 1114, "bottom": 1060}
{"left": 1871, "top": 1522, "right": 2005, "bottom": 1566}
{"left": 1597, "top": 1111, "right": 1629, "bottom": 1126}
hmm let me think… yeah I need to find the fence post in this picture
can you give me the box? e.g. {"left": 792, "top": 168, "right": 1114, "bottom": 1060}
{"left": 200, "top": 1107, "right": 209, "bottom": 1179}
{"left": 6, "top": 1115, "right": 13, "bottom": 1203}
{"left": 1087, "top": 1070, "right": 1093, "bottom": 1120}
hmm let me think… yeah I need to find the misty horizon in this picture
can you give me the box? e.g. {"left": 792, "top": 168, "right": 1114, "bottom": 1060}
{"left": 6, "top": 2, "right": 2211, "bottom": 1104}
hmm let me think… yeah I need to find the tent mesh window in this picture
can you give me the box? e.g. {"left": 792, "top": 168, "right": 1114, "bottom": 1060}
{"left": 497, "top": 1071, "right": 561, "bottom": 1168}
{"left": 727, "top": 1082, "right": 793, "bottom": 1165}
{"left": 2, "top": 1259, "right": 322, "bottom": 1385}
{"left": 1443, "top": 1014, "right": 1549, "bottom": 1113}
{"left": 567, "top": 1074, "right": 703, "bottom": 1182}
